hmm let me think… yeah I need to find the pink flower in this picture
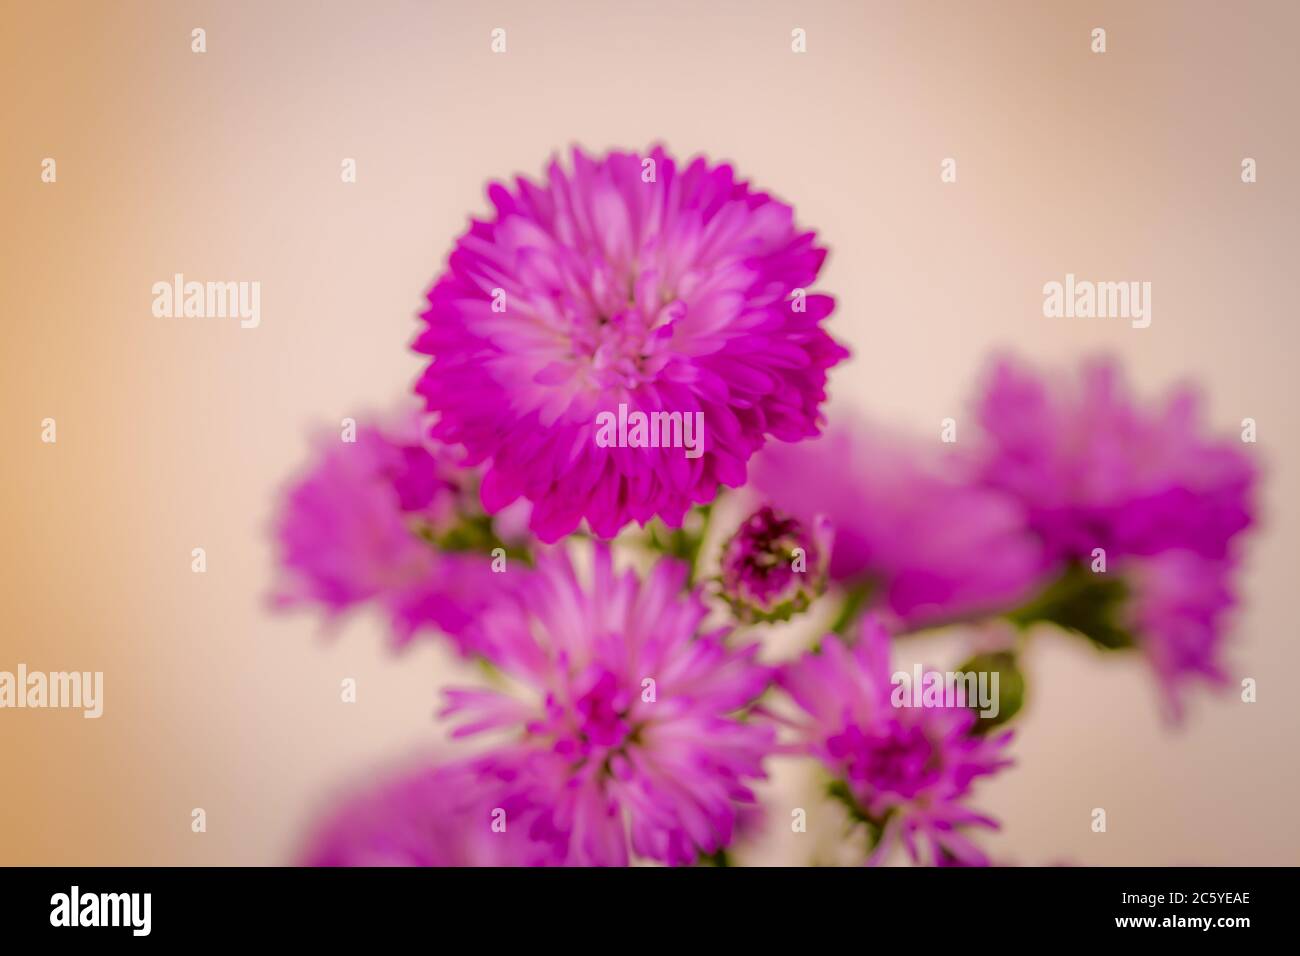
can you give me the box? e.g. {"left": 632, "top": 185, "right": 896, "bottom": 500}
{"left": 1120, "top": 551, "right": 1238, "bottom": 718}
{"left": 776, "top": 618, "right": 1013, "bottom": 866}
{"left": 441, "top": 543, "right": 773, "bottom": 865}
{"left": 298, "top": 760, "right": 557, "bottom": 866}
{"left": 413, "top": 146, "right": 849, "bottom": 543}
{"left": 718, "top": 506, "right": 831, "bottom": 623}
{"left": 971, "top": 356, "right": 1258, "bottom": 712}
{"left": 972, "top": 356, "right": 1255, "bottom": 563}
{"left": 752, "top": 417, "right": 1044, "bottom": 627}
{"left": 272, "top": 409, "right": 526, "bottom": 652}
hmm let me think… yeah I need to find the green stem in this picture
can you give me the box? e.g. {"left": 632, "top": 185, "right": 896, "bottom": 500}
{"left": 827, "top": 779, "right": 887, "bottom": 855}
{"left": 644, "top": 499, "right": 715, "bottom": 587}
{"left": 685, "top": 501, "right": 714, "bottom": 586}
{"left": 829, "top": 580, "right": 873, "bottom": 637}
{"left": 1002, "top": 562, "right": 1133, "bottom": 650}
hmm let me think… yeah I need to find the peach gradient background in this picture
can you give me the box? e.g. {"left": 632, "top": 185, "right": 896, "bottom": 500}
{"left": 2, "top": 0, "right": 1297, "bottom": 865}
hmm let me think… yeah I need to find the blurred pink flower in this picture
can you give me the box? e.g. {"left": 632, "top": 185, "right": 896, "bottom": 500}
{"left": 413, "top": 146, "right": 848, "bottom": 543}
{"left": 972, "top": 356, "right": 1258, "bottom": 710}
{"left": 272, "top": 409, "right": 526, "bottom": 652}
{"left": 972, "top": 356, "right": 1255, "bottom": 563}
{"left": 442, "top": 543, "right": 773, "bottom": 865}
{"left": 776, "top": 618, "right": 1013, "bottom": 866}
{"left": 752, "top": 417, "right": 1044, "bottom": 627}
{"left": 1120, "top": 550, "right": 1238, "bottom": 718}
{"left": 298, "top": 760, "right": 556, "bottom": 866}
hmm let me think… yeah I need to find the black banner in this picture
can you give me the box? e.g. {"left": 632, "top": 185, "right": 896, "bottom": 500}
{"left": 0, "top": 866, "right": 1282, "bottom": 941}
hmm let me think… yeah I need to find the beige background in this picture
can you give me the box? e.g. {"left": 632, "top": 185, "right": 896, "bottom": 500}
{"left": 2, "top": 0, "right": 1297, "bottom": 864}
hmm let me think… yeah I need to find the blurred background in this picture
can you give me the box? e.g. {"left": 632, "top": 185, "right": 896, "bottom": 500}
{"left": 2, "top": 0, "right": 1297, "bottom": 864}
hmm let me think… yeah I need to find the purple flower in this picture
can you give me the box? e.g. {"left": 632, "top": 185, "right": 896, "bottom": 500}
{"left": 272, "top": 409, "right": 527, "bottom": 652}
{"left": 972, "top": 356, "right": 1255, "bottom": 563}
{"left": 776, "top": 618, "right": 1013, "bottom": 866}
{"left": 1120, "top": 551, "right": 1237, "bottom": 718}
{"left": 298, "top": 760, "right": 556, "bottom": 866}
{"left": 441, "top": 543, "right": 773, "bottom": 866}
{"left": 719, "top": 506, "right": 831, "bottom": 622}
{"left": 751, "top": 417, "right": 1044, "bottom": 627}
{"left": 413, "top": 146, "right": 849, "bottom": 543}
{"left": 971, "top": 356, "right": 1258, "bottom": 710}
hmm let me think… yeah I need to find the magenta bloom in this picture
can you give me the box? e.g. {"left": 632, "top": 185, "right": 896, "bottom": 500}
{"left": 777, "top": 619, "right": 1013, "bottom": 866}
{"left": 272, "top": 409, "right": 525, "bottom": 651}
{"left": 752, "top": 417, "right": 1044, "bottom": 627}
{"left": 972, "top": 356, "right": 1257, "bottom": 709}
{"left": 414, "top": 146, "right": 849, "bottom": 543}
{"left": 299, "top": 760, "right": 555, "bottom": 866}
{"left": 719, "top": 506, "right": 831, "bottom": 622}
{"left": 972, "top": 356, "right": 1255, "bottom": 563}
{"left": 441, "top": 543, "right": 773, "bottom": 865}
{"left": 1120, "top": 551, "right": 1237, "bottom": 718}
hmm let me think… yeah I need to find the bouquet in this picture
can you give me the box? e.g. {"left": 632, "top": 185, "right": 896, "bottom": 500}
{"left": 271, "top": 147, "right": 1257, "bottom": 867}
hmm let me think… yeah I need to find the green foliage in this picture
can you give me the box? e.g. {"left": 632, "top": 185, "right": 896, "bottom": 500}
{"left": 1007, "top": 562, "right": 1135, "bottom": 651}
{"left": 417, "top": 513, "right": 532, "bottom": 565}
{"left": 956, "top": 649, "right": 1025, "bottom": 733}
{"left": 645, "top": 502, "right": 713, "bottom": 584}
{"left": 827, "top": 779, "right": 887, "bottom": 850}
{"left": 829, "top": 580, "right": 874, "bottom": 637}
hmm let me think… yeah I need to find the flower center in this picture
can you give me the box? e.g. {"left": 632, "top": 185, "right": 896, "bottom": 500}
{"left": 572, "top": 669, "right": 633, "bottom": 750}
{"left": 560, "top": 264, "right": 687, "bottom": 391}
{"left": 832, "top": 722, "right": 941, "bottom": 800}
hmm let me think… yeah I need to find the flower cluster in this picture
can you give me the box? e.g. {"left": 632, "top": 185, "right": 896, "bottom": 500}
{"left": 272, "top": 146, "right": 1259, "bottom": 867}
